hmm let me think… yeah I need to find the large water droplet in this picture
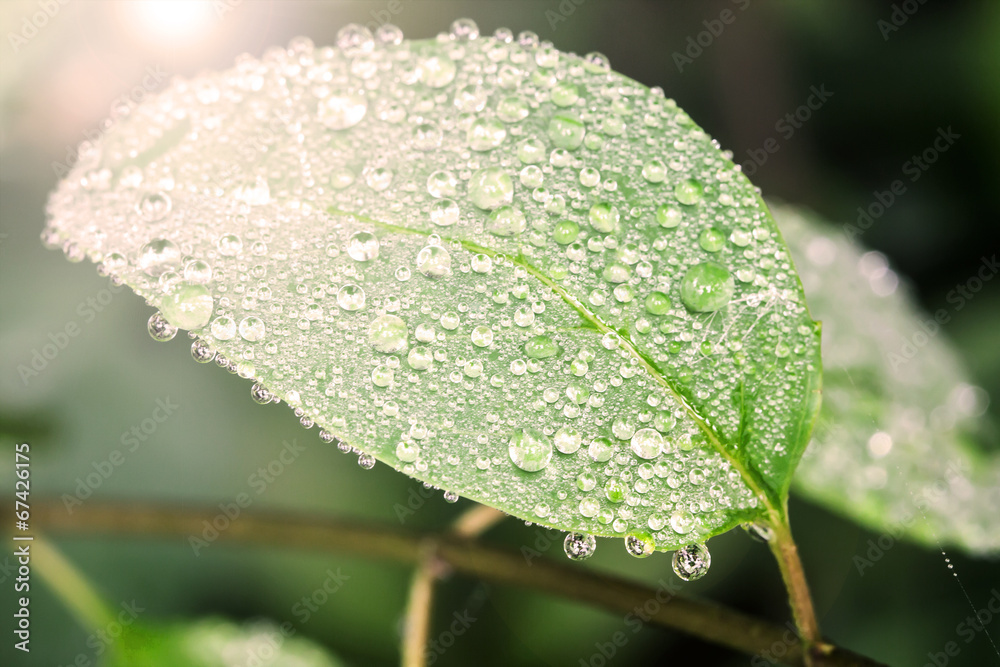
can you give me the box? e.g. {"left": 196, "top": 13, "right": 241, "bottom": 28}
{"left": 336, "top": 23, "right": 374, "bottom": 57}
{"left": 136, "top": 192, "right": 171, "bottom": 222}
{"left": 547, "top": 111, "right": 585, "bottom": 150}
{"left": 508, "top": 428, "right": 553, "bottom": 472}
{"left": 485, "top": 205, "right": 526, "bottom": 236}
{"left": 147, "top": 312, "right": 177, "bottom": 342}
{"left": 368, "top": 314, "right": 408, "bottom": 353}
{"left": 672, "top": 543, "right": 711, "bottom": 581}
{"left": 239, "top": 316, "right": 266, "bottom": 342}
{"left": 588, "top": 202, "right": 619, "bottom": 233}
{"left": 347, "top": 231, "right": 379, "bottom": 261}
{"left": 554, "top": 426, "right": 582, "bottom": 454}
{"left": 337, "top": 284, "right": 366, "bottom": 311}
{"left": 320, "top": 89, "right": 368, "bottom": 130}
{"left": 563, "top": 533, "right": 596, "bottom": 560}
{"left": 524, "top": 335, "right": 559, "bottom": 359}
{"left": 467, "top": 118, "right": 506, "bottom": 151}
{"left": 160, "top": 283, "right": 214, "bottom": 330}
{"left": 416, "top": 245, "right": 451, "bottom": 277}
{"left": 680, "top": 262, "right": 734, "bottom": 312}
{"left": 625, "top": 533, "right": 655, "bottom": 558}
{"left": 468, "top": 167, "right": 513, "bottom": 210}
{"left": 630, "top": 428, "right": 664, "bottom": 459}
{"left": 429, "top": 199, "right": 459, "bottom": 226}
{"left": 138, "top": 239, "right": 181, "bottom": 277}
{"left": 674, "top": 178, "right": 704, "bottom": 205}
{"left": 417, "top": 52, "right": 457, "bottom": 88}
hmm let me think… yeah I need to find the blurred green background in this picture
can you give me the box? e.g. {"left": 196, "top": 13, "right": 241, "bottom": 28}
{"left": 1, "top": 1, "right": 998, "bottom": 665}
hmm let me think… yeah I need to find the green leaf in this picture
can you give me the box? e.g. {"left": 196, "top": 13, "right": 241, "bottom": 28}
{"left": 44, "top": 25, "right": 821, "bottom": 551}
{"left": 107, "top": 618, "right": 345, "bottom": 667}
{"left": 776, "top": 204, "right": 1000, "bottom": 555}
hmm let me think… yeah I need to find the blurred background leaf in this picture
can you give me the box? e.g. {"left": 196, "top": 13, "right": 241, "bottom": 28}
{"left": 2, "top": 2, "right": 999, "bottom": 666}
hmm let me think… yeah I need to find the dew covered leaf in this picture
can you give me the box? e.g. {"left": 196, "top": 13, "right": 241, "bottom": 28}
{"left": 44, "top": 24, "right": 822, "bottom": 551}
{"left": 108, "top": 618, "right": 345, "bottom": 667}
{"left": 777, "top": 205, "right": 1000, "bottom": 555}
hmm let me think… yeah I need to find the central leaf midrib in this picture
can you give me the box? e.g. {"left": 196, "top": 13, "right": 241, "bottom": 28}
{"left": 328, "top": 206, "right": 775, "bottom": 512}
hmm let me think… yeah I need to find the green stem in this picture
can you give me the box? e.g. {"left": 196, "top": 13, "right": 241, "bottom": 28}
{"left": 401, "top": 505, "right": 507, "bottom": 667}
{"left": 767, "top": 510, "right": 831, "bottom": 666}
{"left": 30, "top": 536, "right": 115, "bottom": 634}
{"left": 24, "top": 499, "right": 885, "bottom": 667}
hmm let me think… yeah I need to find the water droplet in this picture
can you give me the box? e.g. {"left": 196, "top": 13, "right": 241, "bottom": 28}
{"left": 672, "top": 543, "right": 711, "bottom": 581}
{"left": 147, "top": 312, "right": 177, "bottom": 342}
{"left": 417, "top": 52, "right": 456, "bottom": 88}
{"left": 450, "top": 17, "right": 479, "bottom": 41}
{"left": 497, "top": 95, "right": 530, "bottom": 122}
{"left": 416, "top": 245, "right": 451, "bottom": 277}
{"left": 674, "top": 178, "right": 704, "bottom": 205}
{"left": 630, "top": 428, "right": 664, "bottom": 459}
{"left": 471, "top": 254, "right": 493, "bottom": 273}
{"left": 396, "top": 441, "right": 419, "bottom": 462}
{"left": 358, "top": 453, "right": 376, "bottom": 469}
{"left": 516, "top": 137, "right": 546, "bottom": 164}
{"left": 471, "top": 325, "right": 494, "bottom": 347}
{"left": 698, "top": 228, "right": 725, "bottom": 252}
{"left": 553, "top": 220, "right": 579, "bottom": 244}
{"left": 320, "top": 88, "right": 368, "bottom": 130}
{"left": 467, "top": 118, "right": 507, "bottom": 151}
{"left": 371, "top": 365, "right": 394, "bottom": 387}
{"left": 239, "top": 316, "right": 266, "bottom": 342}
{"left": 468, "top": 167, "right": 513, "bottom": 210}
{"left": 160, "top": 283, "right": 214, "bottom": 329}
{"left": 583, "top": 51, "right": 610, "bottom": 73}
{"left": 210, "top": 316, "right": 236, "bottom": 340}
{"left": 425, "top": 171, "right": 458, "bottom": 200}
{"left": 374, "top": 23, "right": 403, "bottom": 45}
{"left": 347, "top": 231, "right": 379, "bottom": 261}
{"left": 656, "top": 204, "right": 683, "bottom": 228}
{"left": 564, "top": 533, "right": 597, "bottom": 560}
{"left": 669, "top": 510, "right": 694, "bottom": 535}
{"left": 508, "top": 428, "right": 553, "bottom": 472}
{"left": 680, "top": 262, "right": 734, "bottom": 312}
{"left": 412, "top": 123, "right": 442, "bottom": 150}
{"left": 486, "top": 205, "right": 526, "bottom": 236}
{"left": 191, "top": 339, "right": 215, "bottom": 363}
{"left": 625, "top": 533, "right": 655, "bottom": 558}
{"left": 368, "top": 314, "right": 408, "bottom": 353}
{"left": 547, "top": 111, "right": 585, "bottom": 150}
{"left": 589, "top": 202, "right": 619, "bottom": 233}
{"left": 136, "top": 192, "right": 171, "bottom": 222}
{"left": 551, "top": 82, "right": 579, "bottom": 107}
{"left": 588, "top": 437, "right": 614, "bottom": 462}
{"left": 337, "top": 283, "right": 366, "bottom": 311}
{"left": 138, "top": 239, "right": 181, "bottom": 277}
{"left": 251, "top": 383, "right": 274, "bottom": 404}
{"left": 641, "top": 160, "right": 667, "bottom": 183}
{"left": 644, "top": 291, "right": 671, "bottom": 315}
{"left": 524, "top": 335, "right": 559, "bottom": 359}
{"left": 554, "top": 426, "right": 582, "bottom": 454}
{"left": 429, "top": 199, "right": 459, "bottom": 227}
{"left": 337, "top": 23, "right": 374, "bottom": 56}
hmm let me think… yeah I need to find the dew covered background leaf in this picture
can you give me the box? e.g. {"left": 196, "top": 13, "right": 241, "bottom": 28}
{"left": 44, "top": 26, "right": 821, "bottom": 550}
{"left": 108, "top": 618, "right": 346, "bottom": 667}
{"left": 778, "top": 205, "right": 1000, "bottom": 555}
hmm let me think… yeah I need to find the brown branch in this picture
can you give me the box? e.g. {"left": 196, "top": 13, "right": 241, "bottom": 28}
{"left": 25, "top": 500, "right": 885, "bottom": 667}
